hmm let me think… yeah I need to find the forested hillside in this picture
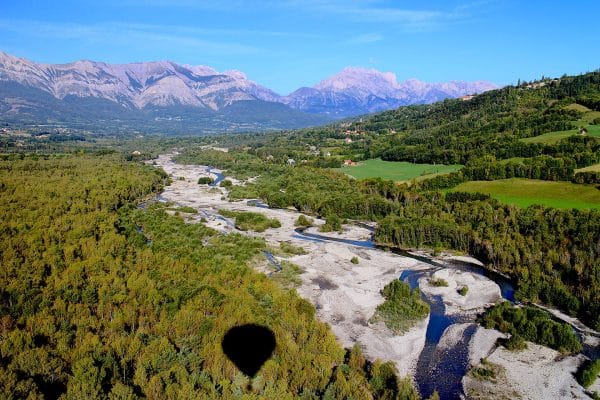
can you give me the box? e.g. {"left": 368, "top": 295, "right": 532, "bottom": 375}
{"left": 359, "top": 71, "right": 600, "bottom": 163}
{"left": 0, "top": 154, "right": 420, "bottom": 399}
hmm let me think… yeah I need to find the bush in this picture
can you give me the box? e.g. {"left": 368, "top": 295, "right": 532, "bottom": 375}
{"left": 279, "top": 241, "right": 308, "bottom": 255}
{"left": 505, "top": 334, "right": 527, "bottom": 351}
{"left": 577, "top": 359, "right": 600, "bottom": 388}
{"left": 319, "top": 214, "right": 342, "bottom": 232}
{"left": 458, "top": 286, "right": 468, "bottom": 296}
{"left": 220, "top": 179, "right": 233, "bottom": 188}
{"left": 351, "top": 256, "right": 359, "bottom": 264}
{"left": 219, "top": 210, "right": 281, "bottom": 232}
{"left": 470, "top": 359, "right": 498, "bottom": 381}
{"left": 295, "top": 215, "right": 314, "bottom": 227}
{"left": 197, "top": 176, "right": 214, "bottom": 184}
{"left": 429, "top": 278, "right": 449, "bottom": 287}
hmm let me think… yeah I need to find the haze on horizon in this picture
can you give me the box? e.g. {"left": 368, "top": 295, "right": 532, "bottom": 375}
{"left": 1, "top": 0, "right": 599, "bottom": 95}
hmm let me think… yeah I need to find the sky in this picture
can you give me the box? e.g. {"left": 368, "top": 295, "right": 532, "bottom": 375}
{"left": 0, "top": 0, "right": 599, "bottom": 95}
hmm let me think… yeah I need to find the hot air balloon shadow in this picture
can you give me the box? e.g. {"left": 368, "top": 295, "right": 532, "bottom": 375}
{"left": 222, "top": 324, "right": 276, "bottom": 389}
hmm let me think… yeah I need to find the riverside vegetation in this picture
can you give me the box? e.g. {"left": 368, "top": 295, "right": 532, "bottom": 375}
{"left": 0, "top": 153, "right": 425, "bottom": 399}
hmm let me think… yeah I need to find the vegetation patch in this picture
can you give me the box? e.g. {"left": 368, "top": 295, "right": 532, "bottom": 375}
{"left": 451, "top": 178, "right": 600, "bottom": 209}
{"left": 336, "top": 158, "right": 462, "bottom": 182}
{"left": 458, "top": 286, "right": 469, "bottom": 296}
{"left": 319, "top": 214, "right": 343, "bottom": 232}
{"left": 370, "top": 280, "right": 430, "bottom": 334}
{"left": 219, "top": 209, "right": 281, "bottom": 232}
{"left": 429, "top": 278, "right": 449, "bottom": 287}
{"left": 469, "top": 359, "right": 501, "bottom": 382}
{"left": 167, "top": 205, "right": 197, "bottom": 214}
{"left": 197, "top": 176, "right": 214, "bottom": 184}
{"left": 278, "top": 241, "right": 308, "bottom": 256}
{"left": 505, "top": 334, "right": 527, "bottom": 351}
{"left": 270, "top": 261, "right": 304, "bottom": 288}
{"left": 576, "top": 163, "right": 600, "bottom": 173}
{"left": 577, "top": 359, "right": 600, "bottom": 388}
{"left": 481, "top": 302, "right": 582, "bottom": 353}
{"left": 295, "top": 214, "right": 314, "bottom": 227}
{"left": 351, "top": 256, "right": 360, "bottom": 264}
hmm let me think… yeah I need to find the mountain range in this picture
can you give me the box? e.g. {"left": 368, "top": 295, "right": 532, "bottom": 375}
{"left": 0, "top": 51, "right": 497, "bottom": 133}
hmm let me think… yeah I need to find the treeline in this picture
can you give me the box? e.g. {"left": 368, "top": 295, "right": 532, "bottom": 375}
{"left": 414, "top": 136, "right": 600, "bottom": 190}
{"left": 0, "top": 154, "right": 421, "bottom": 399}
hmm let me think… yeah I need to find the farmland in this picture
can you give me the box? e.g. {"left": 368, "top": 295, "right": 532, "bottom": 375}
{"left": 336, "top": 158, "right": 462, "bottom": 182}
{"left": 451, "top": 178, "right": 600, "bottom": 209}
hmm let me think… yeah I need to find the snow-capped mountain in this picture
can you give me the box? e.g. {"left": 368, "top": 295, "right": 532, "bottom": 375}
{"left": 0, "top": 51, "right": 279, "bottom": 110}
{"left": 0, "top": 51, "right": 497, "bottom": 132}
{"left": 282, "top": 67, "right": 497, "bottom": 117}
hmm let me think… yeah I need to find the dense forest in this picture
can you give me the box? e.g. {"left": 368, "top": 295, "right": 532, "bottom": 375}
{"left": 0, "top": 153, "right": 424, "bottom": 399}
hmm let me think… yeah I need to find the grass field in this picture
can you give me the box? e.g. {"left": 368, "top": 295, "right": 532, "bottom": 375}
{"left": 451, "top": 178, "right": 600, "bottom": 209}
{"left": 521, "top": 104, "right": 600, "bottom": 144}
{"left": 520, "top": 129, "right": 579, "bottom": 144}
{"left": 336, "top": 158, "right": 462, "bottom": 182}
{"left": 576, "top": 163, "right": 600, "bottom": 173}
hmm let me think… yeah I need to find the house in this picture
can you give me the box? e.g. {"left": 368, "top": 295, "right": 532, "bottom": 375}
{"left": 266, "top": 154, "right": 274, "bottom": 160}
{"left": 324, "top": 152, "right": 331, "bottom": 157}
{"left": 343, "top": 159, "right": 358, "bottom": 166}
{"left": 460, "top": 95, "right": 475, "bottom": 101}
{"left": 131, "top": 150, "right": 142, "bottom": 156}
{"left": 287, "top": 158, "right": 296, "bottom": 166}
{"left": 345, "top": 138, "right": 353, "bottom": 144}
{"left": 579, "top": 127, "right": 588, "bottom": 135}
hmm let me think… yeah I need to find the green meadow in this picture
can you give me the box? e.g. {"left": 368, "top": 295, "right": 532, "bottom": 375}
{"left": 521, "top": 103, "right": 600, "bottom": 144}
{"left": 336, "top": 158, "right": 462, "bottom": 182}
{"left": 451, "top": 178, "right": 600, "bottom": 209}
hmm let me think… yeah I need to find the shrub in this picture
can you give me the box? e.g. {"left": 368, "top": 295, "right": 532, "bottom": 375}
{"left": 458, "top": 286, "right": 468, "bottom": 296}
{"left": 429, "top": 278, "right": 449, "bottom": 287}
{"left": 319, "top": 214, "right": 342, "bottom": 232}
{"left": 577, "top": 359, "right": 600, "bottom": 388}
{"left": 505, "top": 334, "right": 527, "bottom": 351}
{"left": 197, "top": 176, "right": 214, "bottom": 184}
{"left": 279, "top": 241, "right": 308, "bottom": 255}
{"left": 220, "top": 179, "right": 233, "bottom": 188}
{"left": 351, "top": 256, "right": 359, "bottom": 264}
{"left": 295, "top": 215, "right": 314, "bottom": 227}
{"left": 219, "top": 210, "right": 281, "bottom": 232}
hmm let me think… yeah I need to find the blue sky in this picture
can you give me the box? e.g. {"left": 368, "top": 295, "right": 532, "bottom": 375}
{"left": 1, "top": 0, "right": 599, "bottom": 94}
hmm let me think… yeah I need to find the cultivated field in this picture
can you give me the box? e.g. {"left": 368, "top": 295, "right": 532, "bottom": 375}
{"left": 337, "top": 158, "right": 462, "bottom": 182}
{"left": 451, "top": 178, "right": 600, "bottom": 209}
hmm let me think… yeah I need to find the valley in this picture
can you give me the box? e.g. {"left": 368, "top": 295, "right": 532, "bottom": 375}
{"left": 151, "top": 153, "right": 598, "bottom": 399}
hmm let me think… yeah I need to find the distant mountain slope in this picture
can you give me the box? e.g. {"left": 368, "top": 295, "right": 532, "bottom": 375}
{"left": 282, "top": 67, "right": 497, "bottom": 117}
{"left": 0, "top": 51, "right": 496, "bottom": 132}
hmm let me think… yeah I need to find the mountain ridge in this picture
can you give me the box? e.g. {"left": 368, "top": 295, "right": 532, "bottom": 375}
{"left": 0, "top": 51, "right": 497, "bottom": 132}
